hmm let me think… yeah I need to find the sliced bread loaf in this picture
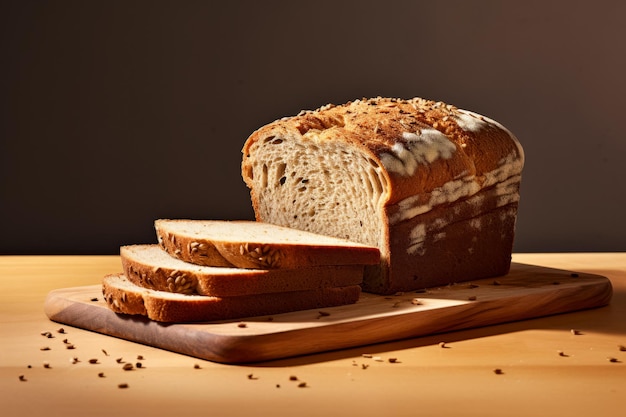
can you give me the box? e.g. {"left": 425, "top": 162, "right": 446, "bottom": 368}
{"left": 241, "top": 97, "right": 524, "bottom": 294}
{"left": 120, "top": 244, "right": 365, "bottom": 297}
{"left": 154, "top": 219, "right": 380, "bottom": 269}
{"left": 102, "top": 273, "right": 361, "bottom": 323}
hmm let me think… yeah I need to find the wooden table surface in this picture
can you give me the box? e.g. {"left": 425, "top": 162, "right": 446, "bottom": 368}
{"left": 1, "top": 253, "right": 624, "bottom": 417}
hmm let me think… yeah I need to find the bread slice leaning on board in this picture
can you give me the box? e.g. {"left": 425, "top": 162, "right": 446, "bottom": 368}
{"left": 102, "top": 274, "right": 361, "bottom": 323}
{"left": 241, "top": 97, "right": 524, "bottom": 294}
{"left": 120, "top": 244, "right": 367, "bottom": 297}
{"left": 154, "top": 219, "right": 381, "bottom": 269}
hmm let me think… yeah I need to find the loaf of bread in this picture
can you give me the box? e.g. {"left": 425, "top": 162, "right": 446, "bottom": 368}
{"left": 121, "top": 244, "right": 365, "bottom": 297}
{"left": 154, "top": 219, "right": 380, "bottom": 269}
{"left": 241, "top": 97, "right": 524, "bottom": 294}
{"left": 102, "top": 273, "right": 361, "bottom": 323}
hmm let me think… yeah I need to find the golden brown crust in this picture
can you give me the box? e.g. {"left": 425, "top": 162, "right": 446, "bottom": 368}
{"left": 242, "top": 97, "right": 523, "bottom": 206}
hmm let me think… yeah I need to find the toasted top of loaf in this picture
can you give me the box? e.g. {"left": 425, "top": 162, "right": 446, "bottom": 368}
{"left": 242, "top": 96, "right": 524, "bottom": 206}
{"left": 154, "top": 219, "right": 380, "bottom": 269}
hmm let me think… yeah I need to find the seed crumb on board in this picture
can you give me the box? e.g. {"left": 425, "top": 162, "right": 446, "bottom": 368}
{"left": 117, "top": 383, "right": 129, "bottom": 389}
{"left": 317, "top": 311, "right": 330, "bottom": 319}
{"left": 493, "top": 368, "right": 504, "bottom": 375}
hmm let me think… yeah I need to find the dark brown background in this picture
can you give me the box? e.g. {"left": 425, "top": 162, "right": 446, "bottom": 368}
{"left": 1, "top": 0, "right": 624, "bottom": 254}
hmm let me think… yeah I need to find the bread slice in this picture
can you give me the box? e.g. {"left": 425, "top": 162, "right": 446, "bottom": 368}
{"left": 120, "top": 244, "right": 365, "bottom": 297}
{"left": 241, "top": 97, "right": 524, "bottom": 294}
{"left": 102, "top": 273, "right": 361, "bottom": 323}
{"left": 154, "top": 219, "right": 380, "bottom": 269}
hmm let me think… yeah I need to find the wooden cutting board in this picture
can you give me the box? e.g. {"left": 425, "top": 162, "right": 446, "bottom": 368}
{"left": 44, "top": 262, "right": 612, "bottom": 364}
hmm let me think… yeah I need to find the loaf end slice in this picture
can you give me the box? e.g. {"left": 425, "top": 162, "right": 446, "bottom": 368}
{"left": 102, "top": 274, "right": 361, "bottom": 323}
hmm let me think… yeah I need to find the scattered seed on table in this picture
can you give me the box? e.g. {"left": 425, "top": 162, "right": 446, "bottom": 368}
{"left": 388, "top": 358, "right": 399, "bottom": 363}
{"left": 289, "top": 375, "right": 298, "bottom": 381}
{"left": 571, "top": 329, "right": 582, "bottom": 335}
{"left": 608, "top": 357, "right": 620, "bottom": 363}
{"left": 439, "top": 342, "right": 449, "bottom": 348}
{"left": 98, "top": 372, "right": 105, "bottom": 378}
{"left": 90, "top": 297, "right": 99, "bottom": 302}
{"left": 361, "top": 364, "right": 369, "bottom": 369}
{"left": 467, "top": 295, "right": 477, "bottom": 301}
{"left": 136, "top": 355, "right": 144, "bottom": 360}
{"left": 558, "top": 350, "right": 569, "bottom": 357}
{"left": 361, "top": 354, "right": 373, "bottom": 358}
{"left": 618, "top": 345, "right": 626, "bottom": 352}
{"left": 88, "top": 359, "right": 99, "bottom": 364}
{"left": 70, "top": 357, "right": 80, "bottom": 364}
{"left": 40, "top": 346, "right": 51, "bottom": 351}
{"left": 193, "top": 364, "right": 201, "bottom": 369}
{"left": 237, "top": 323, "right": 247, "bottom": 328}
{"left": 247, "top": 374, "right": 258, "bottom": 380}
{"left": 66, "top": 344, "right": 75, "bottom": 350}
{"left": 115, "top": 358, "right": 124, "bottom": 363}
{"left": 19, "top": 375, "right": 27, "bottom": 381}
{"left": 122, "top": 363, "right": 133, "bottom": 371}
{"left": 43, "top": 362, "right": 51, "bottom": 369}
{"left": 102, "top": 349, "right": 109, "bottom": 356}
{"left": 117, "top": 383, "right": 128, "bottom": 389}
{"left": 493, "top": 368, "right": 504, "bottom": 375}
{"left": 298, "top": 382, "right": 308, "bottom": 388}
{"left": 57, "top": 328, "right": 66, "bottom": 334}
{"left": 135, "top": 362, "right": 143, "bottom": 369}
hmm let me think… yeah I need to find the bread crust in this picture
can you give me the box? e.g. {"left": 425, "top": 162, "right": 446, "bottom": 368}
{"left": 241, "top": 97, "right": 524, "bottom": 294}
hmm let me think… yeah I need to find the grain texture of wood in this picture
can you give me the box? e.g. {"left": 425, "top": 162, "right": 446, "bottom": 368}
{"left": 43, "top": 262, "right": 612, "bottom": 363}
